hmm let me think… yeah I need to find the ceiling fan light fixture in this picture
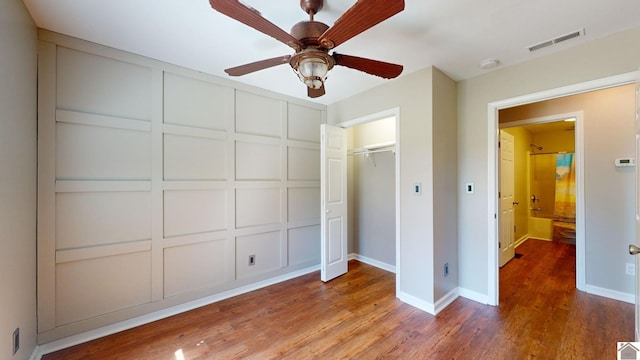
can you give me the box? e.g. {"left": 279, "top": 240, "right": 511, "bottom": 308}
{"left": 291, "top": 51, "right": 334, "bottom": 89}
{"left": 297, "top": 57, "right": 328, "bottom": 89}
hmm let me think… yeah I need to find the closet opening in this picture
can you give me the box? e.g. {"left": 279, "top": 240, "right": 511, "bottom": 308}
{"left": 336, "top": 107, "right": 400, "bottom": 284}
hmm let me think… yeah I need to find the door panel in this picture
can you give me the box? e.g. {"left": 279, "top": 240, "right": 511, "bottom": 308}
{"left": 321, "top": 124, "right": 348, "bottom": 282}
{"left": 499, "top": 130, "right": 516, "bottom": 267}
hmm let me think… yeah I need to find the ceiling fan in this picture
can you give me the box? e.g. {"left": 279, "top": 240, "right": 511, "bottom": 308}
{"left": 209, "top": 0, "right": 405, "bottom": 98}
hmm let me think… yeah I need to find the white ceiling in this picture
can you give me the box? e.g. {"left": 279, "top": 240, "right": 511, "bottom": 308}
{"left": 22, "top": 0, "right": 640, "bottom": 105}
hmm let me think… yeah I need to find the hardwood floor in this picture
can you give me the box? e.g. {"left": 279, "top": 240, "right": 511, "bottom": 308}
{"left": 43, "top": 239, "right": 633, "bottom": 359}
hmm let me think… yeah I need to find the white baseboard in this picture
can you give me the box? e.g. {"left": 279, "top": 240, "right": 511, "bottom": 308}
{"left": 514, "top": 235, "right": 529, "bottom": 248}
{"left": 348, "top": 253, "right": 396, "bottom": 273}
{"left": 30, "top": 346, "right": 44, "bottom": 360}
{"left": 458, "top": 287, "right": 490, "bottom": 305}
{"left": 37, "top": 265, "right": 320, "bottom": 357}
{"left": 584, "top": 284, "right": 635, "bottom": 304}
{"left": 434, "top": 288, "right": 459, "bottom": 315}
{"left": 398, "top": 291, "right": 435, "bottom": 315}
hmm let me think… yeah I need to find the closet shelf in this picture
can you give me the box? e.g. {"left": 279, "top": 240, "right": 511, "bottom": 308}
{"left": 349, "top": 141, "right": 396, "bottom": 156}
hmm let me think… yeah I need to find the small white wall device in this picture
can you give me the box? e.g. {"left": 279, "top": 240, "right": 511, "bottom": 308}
{"left": 614, "top": 158, "right": 635, "bottom": 167}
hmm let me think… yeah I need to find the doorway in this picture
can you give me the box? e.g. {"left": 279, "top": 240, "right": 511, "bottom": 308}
{"left": 487, "top": 73, "right": 638, "bottom": 306}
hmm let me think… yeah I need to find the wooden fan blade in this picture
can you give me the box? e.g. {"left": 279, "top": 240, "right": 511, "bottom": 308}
{"left": 210, "top": 0, "right": 303, "bottom": 50}
{"left": 225, "top": 55, "right": 292, "bottom": 76}
{"left": 308, "top": 84, "right": 325, "bottom": 98}
{"left": 318, "top": 0, "right": 404, "bottom": 49}
{"left": 333, "top": 53, "right": 403, "bottom": 79}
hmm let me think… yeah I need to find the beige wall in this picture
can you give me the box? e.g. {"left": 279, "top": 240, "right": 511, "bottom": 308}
{"left": 0, "top": 1, "right": 38, "bottom": 359}
{"left": 458, "top": 26, "right": 640, "bottom": 298}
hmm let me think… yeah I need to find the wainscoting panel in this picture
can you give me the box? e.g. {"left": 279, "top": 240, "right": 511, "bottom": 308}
{"left": 163, "top": 72, "right": 230, "bottom": 131}
{"left": 56, "top": 46, "right": 152, "bottom": 120}
{"left": 163, "top": 134, "right": 227, "bottom": 181}
{"left": 55, "top": 191, "right": 151, "bottom": 249}
{"left": 163, "top": 239, "right": 230, "bottom": 298}
{"left": 235, "top": 141, "right": 282, "bottom": 180}
{"left": 236, "top": 231, "right": 283, "bottom": 279}
{"left": 288, "top": 225, "right": 321, "bottom": 266}
{"left": 235, "top": 188, "right": 282, "bottom": 228}
{"left": 235, "top": 91, "right": 283, "bottom": 138}
{"left": 288, "top": 147, "right": 321, "bottom": 180}
{"left": 55, "top": 251, "right": 152, "bottom": 326}
{"left": 288, "top": 103, "right": 322, "bottom": 143}
{"left": 56, "top": 122, "right": 151, "bottom": 180}
{"left": 163, "top": 190, "right": 228, "bottom": 237}
{"left": 287, "top": 188, "right": 321, "bottom": 222}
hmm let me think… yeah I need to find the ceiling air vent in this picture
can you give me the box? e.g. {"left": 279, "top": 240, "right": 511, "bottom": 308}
{"left": 528, "top": 28, "right": 585, "bottom": 52}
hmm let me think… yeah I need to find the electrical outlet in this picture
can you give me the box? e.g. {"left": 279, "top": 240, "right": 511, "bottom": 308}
{"left": 444, "top": 263, "right": 449, "bottom": 277}
{"left": 626, "top": 263, "right": 635, "bottom": 276}
{"left": 249, "top": 254, "right": 256, "bottom": 266}
{"left": 12, "top": 328, "right": 19, "bottom": 355}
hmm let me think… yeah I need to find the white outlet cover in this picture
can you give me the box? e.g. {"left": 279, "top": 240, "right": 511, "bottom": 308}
{"left": 625, "top": 263, "right": 635, "bottom": 276}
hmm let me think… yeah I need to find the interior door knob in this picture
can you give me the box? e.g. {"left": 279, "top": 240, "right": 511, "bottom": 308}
{"left": 629, "top": 244, "right": 640, "bottom": 255}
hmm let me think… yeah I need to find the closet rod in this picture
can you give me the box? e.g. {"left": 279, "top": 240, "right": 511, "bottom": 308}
{"left": 530, "top": 151, "right": 573, "bottom": 156}
{"left": 349, "top": 147, "right": 396, "bottom": 156}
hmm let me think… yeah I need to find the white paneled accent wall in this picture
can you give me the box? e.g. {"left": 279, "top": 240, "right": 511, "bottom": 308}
{"left": 37, "top": 32, "right": 324, "bottom": 343}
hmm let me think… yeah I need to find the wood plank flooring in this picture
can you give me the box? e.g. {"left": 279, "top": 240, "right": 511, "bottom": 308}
{"left": 43, "top": 239, "right": 634, "bottom": 359}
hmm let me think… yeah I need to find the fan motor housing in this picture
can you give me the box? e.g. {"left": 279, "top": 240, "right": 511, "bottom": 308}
{"left": 291, "top": 21, "right": 329, "bottom": 46}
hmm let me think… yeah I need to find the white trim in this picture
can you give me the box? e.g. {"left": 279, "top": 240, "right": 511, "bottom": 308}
{"left": 38, "top": 265, "right": 319, "bottom": 356}
{"left": 398, "top": 291, "right": 435, "bottom": 315}
{"left": 348, "top": 253, "right": 396, "bottom": 273}
{"left": 584, "top": 284, "right": 635, "bottom": 304}
{"left": 458, "top": 287, "right": 490, "bottom": 305}
{"left": 514, "top": 235, "right": 529, "bottom": 248}
{"left": 29, "top": 346, "right": 43, "bottom": 360}
{"left": 499, "top": 112, "right": 579, "bottom": 128}
{"left": 336, "top": 108, "right": 399, "bottom": 129}
{"left": 434, "top": 288, "right": 460, "bottom": 314}
{"left": 487, "top": 71, "right": 639, "bottom": 306}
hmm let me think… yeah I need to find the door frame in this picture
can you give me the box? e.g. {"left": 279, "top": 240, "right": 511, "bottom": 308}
{"left": 487, "top": 71, "right": 638, "bottom": 306}
{"left": 336, "top": 106, "right": 401, "bottom": 297}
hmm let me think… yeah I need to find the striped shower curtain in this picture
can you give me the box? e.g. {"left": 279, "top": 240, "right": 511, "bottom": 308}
{"left": 554, "top": 153, "right": 576, "bottom": 223}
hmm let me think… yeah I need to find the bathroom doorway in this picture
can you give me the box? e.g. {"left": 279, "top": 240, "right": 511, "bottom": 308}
{"left": 500, "top": 117, "right": 578, "bottom": 250}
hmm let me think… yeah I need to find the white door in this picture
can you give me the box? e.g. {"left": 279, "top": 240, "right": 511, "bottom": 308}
{"left": 499, "top": 130, "right": 515, "bottom": 267}
{"left": 320, "top": 124, "right": 348, "bottom": 282}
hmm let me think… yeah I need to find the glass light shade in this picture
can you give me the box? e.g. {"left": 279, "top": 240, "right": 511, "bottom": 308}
{"left": 296, "top": 57, "right": 328, "bottom": 89}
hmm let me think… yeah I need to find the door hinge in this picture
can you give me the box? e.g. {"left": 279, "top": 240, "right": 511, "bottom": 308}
{"left": 498, "top": 141, "right": 501, "bottom": 148}
{"left": 499, "top": 242, "right": 502, "bottom": 249}
{"left": 498, "top": 191, "right": 501, "bottom": 198}
{"left": 514, "top": 225, "right": 517, "bottom": 233}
